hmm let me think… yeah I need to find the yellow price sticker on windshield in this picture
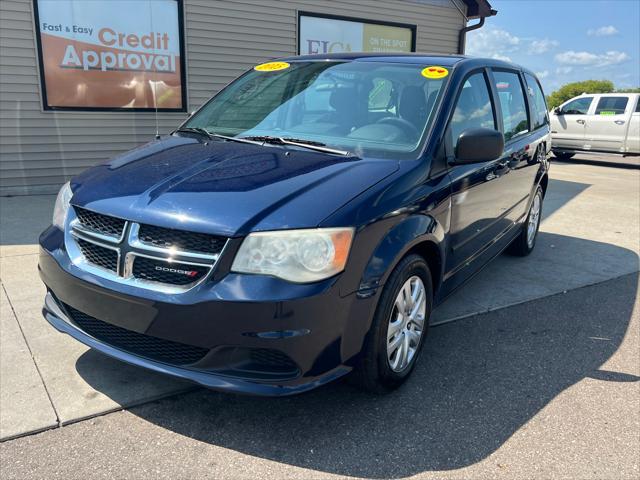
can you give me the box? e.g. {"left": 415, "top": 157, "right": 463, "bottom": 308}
{"left": 254, "top": 61, "right": 290, "bottom": 72}
{"left": 422, "top": 66, "right": 449, "bottom": 79}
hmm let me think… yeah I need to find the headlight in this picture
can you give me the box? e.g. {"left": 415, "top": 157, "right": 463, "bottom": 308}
{"left": 52, "top": 182, "right": 72, "bottom": 229}
{"left": 231, "top": 228, "right": 354, "bottom": 283}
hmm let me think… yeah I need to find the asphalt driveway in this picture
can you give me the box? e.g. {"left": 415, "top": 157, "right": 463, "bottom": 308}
{"left": 0, "top": 156, "right": 638, "bottom": 478}
{"left": 1, "top": 273, "right": 638, "bottom": 479}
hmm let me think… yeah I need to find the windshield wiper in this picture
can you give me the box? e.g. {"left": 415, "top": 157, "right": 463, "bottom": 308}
{"left": 240, "top": 136, "right": 352, "bottom": 156}
{"left": 174, "top": 128, "right": 266, "bottom": 146}
{"left": 209, "top": 133, "right": 266, "bottom": 146}
{"left": 174, "top": 127, "right": 215, "bottom": 139}
{"left": 174, "top": 130, "right": 351, "bottom": 156}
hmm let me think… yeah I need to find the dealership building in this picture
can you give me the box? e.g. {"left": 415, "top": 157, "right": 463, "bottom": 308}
{"left": 0, "top": 0, "right": 494, "bottom": 195}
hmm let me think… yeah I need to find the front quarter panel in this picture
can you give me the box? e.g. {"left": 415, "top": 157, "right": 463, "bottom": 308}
{"left": 323, "top": 165, "right": 450, "bottom": 364}
{"left": 358, "top": 215, "right": 444, "bottom": 293}
{"left": 325, "top": 161, "right": 451, "bottom": 298}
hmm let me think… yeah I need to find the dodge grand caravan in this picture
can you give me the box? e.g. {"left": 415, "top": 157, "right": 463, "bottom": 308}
{"left": 39, "top": 54, "right": 551, "bottom": 395}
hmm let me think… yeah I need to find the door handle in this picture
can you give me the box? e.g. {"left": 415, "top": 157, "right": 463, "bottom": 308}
{"left": 576, "top": 119, "right": 586, "bottom": 124}
{"left": 614, "top": 120, "right": 625, "bottom": 125}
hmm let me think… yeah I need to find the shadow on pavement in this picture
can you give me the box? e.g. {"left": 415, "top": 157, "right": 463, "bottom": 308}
{"left": 552, "top": 156, "right": 640, "bottom": 170}
{"left": 75, "top": 233, "right": 639, "bottom": 478}
{"left": 542, "top": 177, "right": 590, "bottom": 219}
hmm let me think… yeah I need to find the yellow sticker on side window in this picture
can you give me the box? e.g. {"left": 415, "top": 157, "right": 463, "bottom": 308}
{"left": 421, "top": 66, "right": 449, "bottom": 79}
{"left": 254, "top": 61, "right": 290, "bottom": 72}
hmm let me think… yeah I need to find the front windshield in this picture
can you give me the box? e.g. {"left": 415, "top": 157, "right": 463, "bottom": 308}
{"left": 183, "top": 61, "right": 447, "bottom": 158}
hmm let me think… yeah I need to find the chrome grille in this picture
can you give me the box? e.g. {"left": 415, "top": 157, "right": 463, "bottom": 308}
{"left": 75, "top": 238, "right": 118, "bottom": 272}
{"left": 132, "top": 256, "right": 210, "bottom": 286}
{"left": 66, "top": 207, "right": 227, "bottom": 293}
{"left": 74, "top": 207, "right": 126, "bottom": 239}
{"left": 137, "top": 224, "right": 226, "bottom": 255}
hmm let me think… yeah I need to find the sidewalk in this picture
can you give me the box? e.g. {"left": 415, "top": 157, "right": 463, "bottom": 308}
{"left": 1, "top": 161, "right": 639, "bottom": 441}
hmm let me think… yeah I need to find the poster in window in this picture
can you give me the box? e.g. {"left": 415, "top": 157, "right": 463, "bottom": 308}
{"left": 33, "top": 0, "right": 186, "bottom": 111}
{"left": 298, "top": 12, "right": 416, "bottom": 55}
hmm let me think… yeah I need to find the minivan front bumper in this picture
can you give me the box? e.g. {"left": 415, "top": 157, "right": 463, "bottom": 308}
{"left": 39, "top": 228, "right": 378, "bottom": 396}
{"left": 43, "top": 292, "right": 351, "bottom": 396}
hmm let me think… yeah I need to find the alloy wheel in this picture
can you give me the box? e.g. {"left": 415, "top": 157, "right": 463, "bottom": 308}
{"left": 387, "top": 275, "right": 426, "bottom": 372}
{"left": 527, "top": 190, "right": 542, "bottom": 248}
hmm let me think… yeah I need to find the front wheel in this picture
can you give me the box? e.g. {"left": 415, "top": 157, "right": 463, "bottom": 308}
{"left": 353, "top": 254, "right": 433, "bottom": 393}
{"left": 507, "top": 185, "right": 543, "bottom": 256}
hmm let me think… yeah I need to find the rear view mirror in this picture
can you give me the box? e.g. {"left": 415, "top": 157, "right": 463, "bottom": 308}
{"left": 454, "top": 128, "right": 504, "bottom": 164}
{"left": 553, "top": 107, "right": 562, "bottom": 115}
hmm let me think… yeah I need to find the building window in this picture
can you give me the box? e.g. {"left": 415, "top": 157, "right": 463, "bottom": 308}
{"left": 33, "top": 0, "right": 186, "bottom": 111}
{"left": 298, "top": 12, "right": 416, "bottom": 55}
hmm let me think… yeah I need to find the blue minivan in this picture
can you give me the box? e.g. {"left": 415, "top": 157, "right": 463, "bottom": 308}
{"left": 39, "top": 53, "right": 550, "bottom": 395}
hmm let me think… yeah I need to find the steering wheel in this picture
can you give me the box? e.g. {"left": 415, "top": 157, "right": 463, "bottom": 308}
{"left": 376, "top": 117, "right": 420, "bottom": 139}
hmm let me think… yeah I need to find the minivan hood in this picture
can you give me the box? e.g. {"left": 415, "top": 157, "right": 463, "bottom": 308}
{"left": 70, "top": 135, "right": 399, "bottom": 236}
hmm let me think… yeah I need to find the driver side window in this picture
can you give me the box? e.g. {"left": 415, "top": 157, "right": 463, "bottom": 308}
{"left": 450, "top": 72, "right": 496, "bottom": 150}
{"left": 561, "top": 97, "right": 593, "bottom": 115}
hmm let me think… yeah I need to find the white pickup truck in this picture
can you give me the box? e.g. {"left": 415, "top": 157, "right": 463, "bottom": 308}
{"left": 549, "top": 93, "right": 640, "bottom": 159}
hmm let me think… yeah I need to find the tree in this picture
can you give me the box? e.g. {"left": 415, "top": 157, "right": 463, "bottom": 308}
{"left": 615, "top": 87, "right": 640, "bottom": 93}
{"left": 546, "top": 80, "right": 614, "bottom": 108}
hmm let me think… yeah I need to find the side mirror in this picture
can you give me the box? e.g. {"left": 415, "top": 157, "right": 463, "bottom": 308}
{"left": 454, "top": 128, "right": 504, "bottom": 164}
{"left": 553, "top": 107, "right": 562, "bottom": 115}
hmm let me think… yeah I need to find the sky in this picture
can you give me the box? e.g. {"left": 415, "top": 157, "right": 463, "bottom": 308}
{"left": 466, "top": 0, "right": 640, "bottom": 94}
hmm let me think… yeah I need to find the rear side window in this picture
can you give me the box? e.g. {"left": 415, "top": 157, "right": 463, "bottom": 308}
{"left": 562, "top": 97, "right": 593, "bottom": 115}
{"left": 525, "top": 73, "right": 548, "bottom": 129}
{"left": 595, "top": 97, "right": 629, "bottom": 115}
{"left": 449, "top": 72, "right": 496, "bottom": 149}
{"left": 636, "top": 97, "right": 640, "bottom": 113}
{"left": 492, "top": 71, "right": 529, "bottom": 141}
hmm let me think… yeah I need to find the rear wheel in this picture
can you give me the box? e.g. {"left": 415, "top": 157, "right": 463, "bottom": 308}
{"left": 353, "top": 254, "right": 433, "bottom": 393}
{"left": 553, "top": 151, "right": 574, "bottom": 160}
{"left": 507, "top": 185, "right": 543, "bottom": 256}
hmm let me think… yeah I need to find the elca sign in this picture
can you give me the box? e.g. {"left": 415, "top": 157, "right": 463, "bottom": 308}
{"left": 34, "top": 0, "right": 185, "bottom": 110}
{"left": 305, "top": 39, "right": 353, "bottom": 54}
{"left": 299, "top": 13, "right": 414, "bottom": 55}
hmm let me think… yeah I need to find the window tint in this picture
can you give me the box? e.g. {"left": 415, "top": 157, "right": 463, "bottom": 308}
{"left": 492, "top": 71, "right": 529, "bottom": 141}
{"left": 450, "top": 72, "right": 495, "bottom": 149}
{"left": 525, "top": 73, "right": 548, "bottom": 129}
{"left": 562, "top": 97, "right": 593, "bottom": 115}
{"left": 595, "top": 96, "right": 629, "bottom": 115}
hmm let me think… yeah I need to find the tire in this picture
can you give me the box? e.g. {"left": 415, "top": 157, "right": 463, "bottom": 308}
{"left": 553, "top": 151, "right": 574, "bottom": 160}
{"left": 507, "top": 185, "right": 543, "bottom": 256}
{"left": 352, "top": 254, "right": 433, "bottom": 393}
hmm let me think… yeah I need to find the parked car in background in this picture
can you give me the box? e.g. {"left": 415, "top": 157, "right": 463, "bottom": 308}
{"left": 39, "top": 54, "right": 550, "bottom": 395}
{"left": 550, "top": 93, "right": 640, "bottom": 159}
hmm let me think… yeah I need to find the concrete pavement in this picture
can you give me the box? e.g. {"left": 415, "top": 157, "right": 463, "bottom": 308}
{"left": 0, "top": 285, "right": 57, "bottom": 440}
{"left": 0, "top": 158, "right": 638, "bottom": 444}
{"left": 1, "top": 273, "right": 638, "bottom": 479}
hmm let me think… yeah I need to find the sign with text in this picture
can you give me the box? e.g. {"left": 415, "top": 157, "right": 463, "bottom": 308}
{"left": 298, "top": 13, "right": 415, "bottom": 55}
{"left": 34, "top": 0, "right": 186, "bottom": 111}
